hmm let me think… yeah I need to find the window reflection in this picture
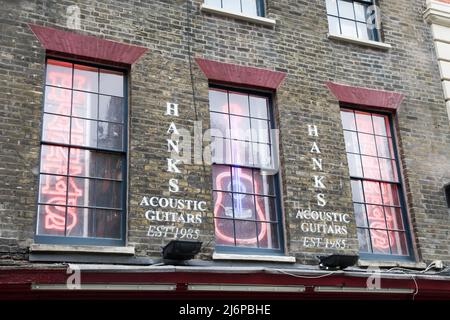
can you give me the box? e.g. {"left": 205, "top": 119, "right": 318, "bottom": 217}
{"left": 342, "top": 109, "right": 409, "bottom": 257}
{"left": 210, "top": 88, "right": 280, "bottom": 251}
{"left": 37, "top": 59, "right": 126, "bottom": 243}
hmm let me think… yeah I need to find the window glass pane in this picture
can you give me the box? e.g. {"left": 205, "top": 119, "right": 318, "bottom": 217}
{"left": 354, "top": 203, "right": 368, "bottom": 227}
{"left": 69, "top": 148, "right": 90, "bottom": 177}
{"left": 389, "top": 231, "right": 409, "bottom": 255}
{"left": 73, "top": 64, "right": 98, "bottom": 93}
{"left": 232, "top": 167, "right": 254, "bottom": 194}
{"left": 213, "top": 191, "right": 233, "bottom": 218}
{"left": 95, "top": 179, "right": 122, "bottom": 208}
{"left": 340, "top": 18, "right": 357, "bottom": 37}
{"left": 231, "top": 140, "right": 253, "bottom": 166}
{"left": 340, "top": 110, "right": 356, "bottom": 130}
{"left": 249, "top": 96, "right": 268, "bottom": 119}
{"left": 70, "top": 149, "right": 123, "bottom": 180}
{"left": 251, "top": 119, "right": 270, "bottom": 143}
{"left": 235, "top": 221, "right": 258, "bottom": 247}
{"left": 257, "top": 222, "right": 280, "bottom": 249}
{"left": 357, "top": 22, "right": 369, "bottom": 40}
{"left": 372, "top": 114, "right": 390, "bottom": 136}
{"left": 338, "top": 0, "right": 355, "bottom": 19}
{"left": 379, "top": 158, "right": 397, "bottom": 182}
{"left": 68, "top": 177, "right": 95, "bottom": 207}
{"left": 38, "top": 174, "right": 67, "bottom": 205}
{"left": 211, "top": 137, "right": 232, "bottom": 164}
{"left": 46, "top": 59, "right": 72, "bottom": 88}
{"left": 98, "top": 122, "right": 123, "bottom": 150}
{"left": 380, "top": 183, "right": 400, "bottom": 206}
{"left": 361, "top": 155, "right": 380, "bottom": 179}
{"left": 347, "top": 153, "right": 363, "bottom": 177}
{"left": 95, "top": 153, "right": 123, "bottom": 180}
{"left": 385, "top": 207, "right": 404, "bottom": 231}
{"left": 255, "top": 196, "right": 277, "bottom": 222}
{"left": 371, "top": 229, "right": 391, "bottom": 254}
{"left": 350, "top": 180, "right": 364, "bottom": 203}
{"left": 209, "top": 89, "right": 228, "bottom": 113}
{"left": 358, "top": 133, "right": 377, "bottom": 156}
{"left": 326, "top": 0, "right": 338, "bottom": 15}
{"left": 215, "top": 218, "right": 235, "bottom": 246}
{"left": 40, "top": 145, "right": 68, "bottom": 175}
{"left": 233, "top": 193, "right": 256, "bottom": 220}
{"left": 68, "top": 178, "right": 121, "bottom": 209}
{"left": 230, "top": 115, "right": 251, "bottom": 141}
{"left": 42, "top": 114, "right": 70, "bottom": 144}
{"left": 253, "top": 170, "right": 275, "bottom": 195}
{"left": 355, "top": 111, "right": 374, "bottom": 133}
{"left": 37, "top": 205, "right": 66, "bottom": 236}
{"left": 210, "top": 112, "right": 230, "bottom": 138}
{"left": 344, "top": 131, "right": 360, "bottom": 153}
{"left": 91, "top": 210, "right": 122, "bottom": 239}
{"left": 213, "top": 165, "right": 232, "bottom": 191}
{"left": 363, "top": 181, "right": 382, "bottom": 204}
{"left": 375, "top": 136, "right": 393, "bottom": 158}
{"left": 357, "top": 228, "right": 372, "bottom": 253}
{"left": 63, "top": 205, "right": 80, "bottom": 238}
{"left": 67, "top": 208, "right": 121, "bottom": 239}
{"left": 72, "top": 91, "right": 98, "bottom": 120}
{"left": 99, "top": 96, "right": 124, "bottom": 123}
{"left": 328, "top": 16, "right": 340, "bottom": 35}
{"left": 222, "top": 0, "right": 241, "bottom": 13}
{"left": 71, "top": 118, "right": 97, "bottom": 147}
{"left": 367, "top": 205, "right": 387, "bottom": 229}
{"left": 45, "top": 87, "right": 71, "bottom": 115}
{"left": 99, "top": 69, "right": 124, "bottom": 97}
{"left": 66, "top": 207, "right": 91, "bottom": 237}
{"left": 229, "top": 93, "right": 250, "bottom": 116}
{"left": 241, "top": 0, "right": 257, "bottom": 16}
{"left": 252, "top": 143, "right": 271, "bottom": 168}
{"left": 354, "top": 2, "right": 367, "bottom": 21}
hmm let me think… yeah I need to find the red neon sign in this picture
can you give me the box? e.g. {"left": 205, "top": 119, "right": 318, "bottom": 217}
{"left": 41, "top": 68, "right": 87, "bottom": 234}
{"left": 212, "top": 98, "right": 272, "bottom": 247}
{"left": 214, "top": 170, "right": 268, "bottom": 245}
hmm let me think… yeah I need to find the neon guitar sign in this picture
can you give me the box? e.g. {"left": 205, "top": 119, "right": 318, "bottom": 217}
{"left": 214, "top": 170, "right": 268, "bottom": 245}
{"left": 213, "top": 100, "right": 270, "bottom": 246}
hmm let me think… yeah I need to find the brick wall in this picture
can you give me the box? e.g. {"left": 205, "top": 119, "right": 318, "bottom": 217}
{"left": 0, "top": 0, "right": 449, "bottom": 266}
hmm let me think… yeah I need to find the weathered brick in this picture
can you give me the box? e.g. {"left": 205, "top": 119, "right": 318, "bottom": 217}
{"left": 0, "top": 0, "right": 448, "bottom": 267}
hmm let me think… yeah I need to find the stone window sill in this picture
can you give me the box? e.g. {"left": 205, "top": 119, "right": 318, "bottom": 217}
{"left": 213, "top": 252, "right": 296, "bottom": 263}
{"left": 30, "top": 244, "right": 135, "bottom": 255}
{"left": 200, "top": 4, "right": 276, "bottom": 27}
{"left": 328, "top": 33, "right": 391, "bottom": 50}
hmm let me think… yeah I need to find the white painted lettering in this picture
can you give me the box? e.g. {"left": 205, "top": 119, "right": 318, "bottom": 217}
{"left": 308, "top": 124, "right": 319, "bottom": 137}
{"left": 312, "top": 158, "right": 322, "bottom": 171}
{"left": 169, "top": 178, "right": 179, "bottom": 193}
{"left": 310, "top": 142, "right": 321, "bottom": 154}
{"left": 313, "top": 175, "right": 326, "bottom": 189}
{"left": 167, "top": 158, "right": 181, "bottom": 173}
{"left": 165, "top": 102, "right": 179, "bottom": 116}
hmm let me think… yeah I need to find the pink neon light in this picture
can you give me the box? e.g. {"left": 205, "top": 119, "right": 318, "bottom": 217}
{"left": 214, "top": 171, "right": 268, "bottom": 245}
{"left": 213, "top": 97, "right": 270, "bottom": 246}
{"left": 42, "top": 69, "right": 87, "bottom": 233}
{"left": 357, "top": 113, "right": 396, "bottom": 252}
